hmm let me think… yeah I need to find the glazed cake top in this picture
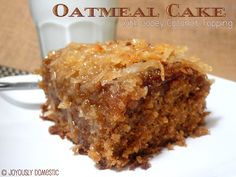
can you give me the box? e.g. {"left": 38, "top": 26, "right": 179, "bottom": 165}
{"left": 44, "top": 39, "right": 210, "bottom": 87}
{"left": 40, "top": 39, "right": 212, "bottom": 112}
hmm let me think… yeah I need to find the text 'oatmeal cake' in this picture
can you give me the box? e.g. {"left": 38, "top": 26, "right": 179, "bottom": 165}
{"left": 39, "top": 39, "right": 211, "bottom": 170}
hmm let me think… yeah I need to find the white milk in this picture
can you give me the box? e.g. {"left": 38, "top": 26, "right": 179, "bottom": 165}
{"left": 28, "top": 0, "right": 118, "bottom": 57}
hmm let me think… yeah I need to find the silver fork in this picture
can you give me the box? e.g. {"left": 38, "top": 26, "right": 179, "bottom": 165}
{"left": 0, "top": 82, "right": 39, "bottom": 91}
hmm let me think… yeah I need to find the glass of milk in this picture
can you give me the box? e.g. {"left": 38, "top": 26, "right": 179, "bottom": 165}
{"left": 28, "top": 0, "right": 118, "bottom": 57}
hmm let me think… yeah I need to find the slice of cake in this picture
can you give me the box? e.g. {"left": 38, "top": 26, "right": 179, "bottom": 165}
{"left": 39, "top": 39, "right": 211, "bottom": 170}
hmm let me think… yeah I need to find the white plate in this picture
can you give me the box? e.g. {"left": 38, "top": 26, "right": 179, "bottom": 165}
{"left": 0, "top": 75, "right": 45, "bottom": 109}
{"left": 0, "top": 74, "right": 236, "bottom": 177}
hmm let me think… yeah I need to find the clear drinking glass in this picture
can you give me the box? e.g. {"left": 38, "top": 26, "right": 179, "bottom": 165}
{"left": 28, "top": 0, "right": 118, "bottom": 57}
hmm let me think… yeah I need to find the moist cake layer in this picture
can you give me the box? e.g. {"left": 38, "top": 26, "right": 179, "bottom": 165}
{"left": 39, "top": 39, "right": 211, "bottom": 169}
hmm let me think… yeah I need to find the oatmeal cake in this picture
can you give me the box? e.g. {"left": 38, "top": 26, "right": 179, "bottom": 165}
{"left": 39, "top": 39, "right": 211, "bottom": 169}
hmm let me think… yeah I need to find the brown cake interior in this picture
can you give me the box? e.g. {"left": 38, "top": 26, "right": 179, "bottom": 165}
{"left": 39, "top": 39, "right": 211, "bottom": 169}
